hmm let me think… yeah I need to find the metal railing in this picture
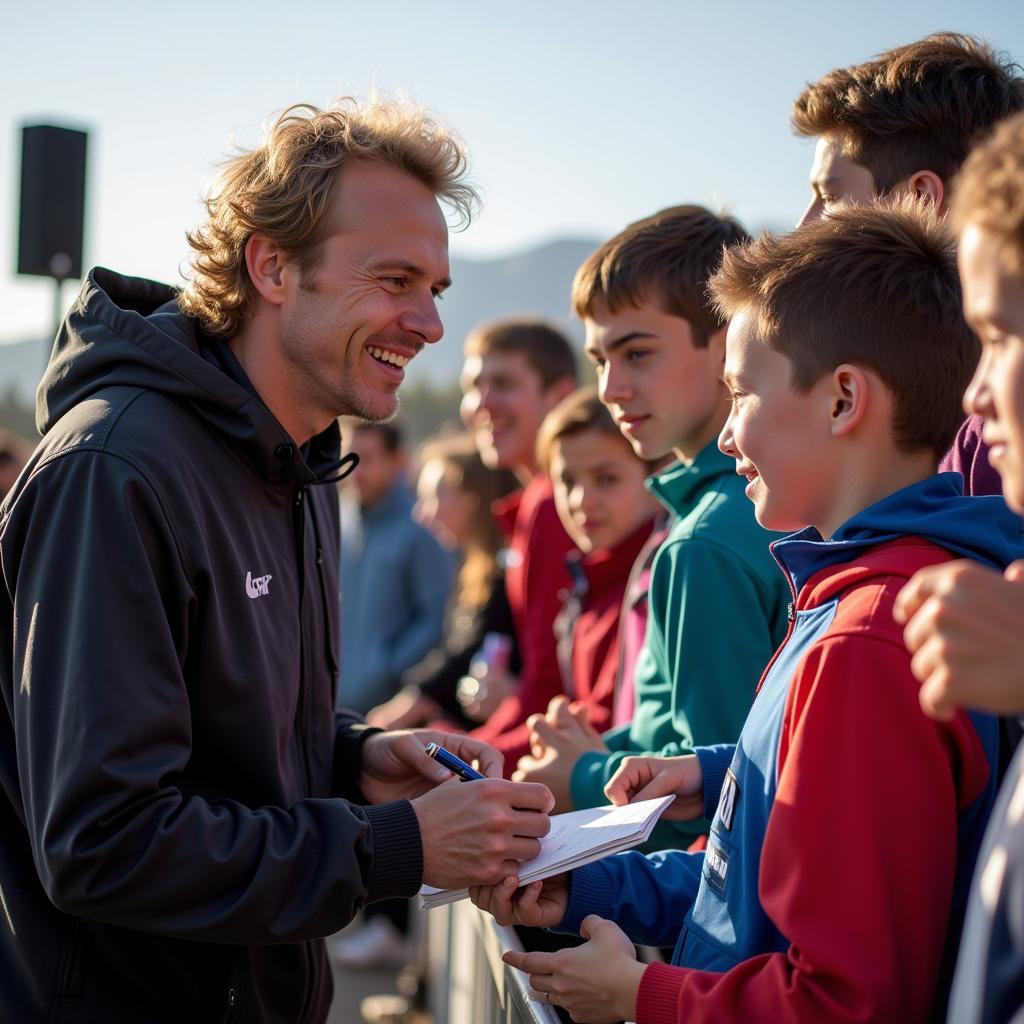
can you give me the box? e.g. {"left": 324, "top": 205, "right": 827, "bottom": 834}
{"left": 426, "top": 899, "right": 561, "bottom": 1024}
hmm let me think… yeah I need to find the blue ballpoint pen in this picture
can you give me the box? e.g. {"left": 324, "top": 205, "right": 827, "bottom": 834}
{"left": 424, "top": 742, "right": 486, "bottom": 781}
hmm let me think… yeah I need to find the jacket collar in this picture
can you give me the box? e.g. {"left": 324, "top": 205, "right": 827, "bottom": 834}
{"left": 773, "top": 473, "right": 1024, "bottom": 600}
{"left": 646, "top": 442, "right": 735, "bottom": 517}
{"left": 570, "top": 518, "right": 657, "bottom": 598}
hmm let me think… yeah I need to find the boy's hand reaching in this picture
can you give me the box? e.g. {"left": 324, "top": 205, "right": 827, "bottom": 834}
{"left": 468, "top": 872, "right": 570, "bottom": 929}
{"left": 895, "top": 558, "right": 1024, "bottom": 720}
{"left": 605, "top": 754, "right": 705, "bottom": 820}
{"left": 502, "top": 915, "right": 645, "bottom": 1023}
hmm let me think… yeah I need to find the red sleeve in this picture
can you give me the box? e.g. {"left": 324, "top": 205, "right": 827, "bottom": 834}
{"left": 471, "top": 482, "right": 574, "bottom": 775}
{"left": 635, "top": 629, "right": 991, "bottom": 1024}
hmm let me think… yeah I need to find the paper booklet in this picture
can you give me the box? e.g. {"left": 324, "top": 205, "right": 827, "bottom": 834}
{"left": 419, "top": 794, "right": 674, "bottom": 910}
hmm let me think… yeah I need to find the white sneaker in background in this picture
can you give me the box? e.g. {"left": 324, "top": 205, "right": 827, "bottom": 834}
{"left": 330, "top": 916, "right": 414, "bottom": 970}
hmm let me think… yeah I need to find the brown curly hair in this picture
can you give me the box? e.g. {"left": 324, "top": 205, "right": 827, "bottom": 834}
{"left": 178, "top": 97, "right": 477, "bottom": 338}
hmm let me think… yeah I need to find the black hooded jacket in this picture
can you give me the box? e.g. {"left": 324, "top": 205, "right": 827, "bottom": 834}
{"left": 0, "top": 268, "right": 423, "bottom": 1023}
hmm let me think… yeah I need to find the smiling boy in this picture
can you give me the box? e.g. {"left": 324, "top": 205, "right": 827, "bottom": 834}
{"left": 472, "top": 202, "right": 1024, "bottom": 1024}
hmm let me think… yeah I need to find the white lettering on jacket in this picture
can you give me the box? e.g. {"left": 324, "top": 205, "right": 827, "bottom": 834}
{"left": 245, "top": 571, "right": 273, "bottom": 599}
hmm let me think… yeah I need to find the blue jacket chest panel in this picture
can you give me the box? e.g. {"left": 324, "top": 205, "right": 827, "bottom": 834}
{"left": 675, "top": 600, "right": 838, "bottom": 970}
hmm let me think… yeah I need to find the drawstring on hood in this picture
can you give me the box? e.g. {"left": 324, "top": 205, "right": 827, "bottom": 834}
{"left": 309, "top": 451, "right": 360, "bottom": 486}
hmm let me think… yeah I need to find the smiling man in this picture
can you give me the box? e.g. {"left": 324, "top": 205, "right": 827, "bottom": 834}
{"left": 0, "top": 99, "right": 555, "bottom": 1024}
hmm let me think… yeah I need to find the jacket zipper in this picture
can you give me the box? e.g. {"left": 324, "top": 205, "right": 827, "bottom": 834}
{"left": 293, "top": 487, "right": 312, "bottom": 795}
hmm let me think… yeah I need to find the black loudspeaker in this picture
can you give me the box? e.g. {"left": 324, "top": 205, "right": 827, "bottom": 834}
{"left": 17, "top": 124, "right": 88, "bottom": 280}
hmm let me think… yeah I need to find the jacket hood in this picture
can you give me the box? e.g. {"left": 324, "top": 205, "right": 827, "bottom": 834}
{"left": 773, "top": 473, "right": 1024, "bottom": 598}
{"left": 37, "top": 267, "right": 342, "bottom": 485}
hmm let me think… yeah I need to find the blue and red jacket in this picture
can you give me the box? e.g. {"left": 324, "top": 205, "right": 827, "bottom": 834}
{"left": 560, "top": 474, "right": 1024, "bottom": 1024}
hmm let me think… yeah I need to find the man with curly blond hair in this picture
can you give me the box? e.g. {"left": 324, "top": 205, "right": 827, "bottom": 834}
{"left": 0, "top": 99, "right": 554, "bottom": 1023}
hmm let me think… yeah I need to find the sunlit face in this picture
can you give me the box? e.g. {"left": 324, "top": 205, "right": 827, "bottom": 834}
{"left": 277, "top": 161, "right": 451, "bottom": 426}
{"left": 797, "top": 133, "right": 877, "bottom": 227}
{"left": 549, "top": 428, "right": 658, "bottom": 554}
{"left": 718, "top": 309, "right": 837, "bottom": 533}
{"left": 584, "top": 301, "right": 728, "bottom": 463}
{"left": 960, "top": 223, "right": 1024, "bottom": 513}
{"left": 414, "top": 457, "right": 476, "bottom": 549}
{"left": 350, "top": 428, "right": 403, "bottom": 508}
{"left": 459, "top": 350, "right": 564, "bottom": 474}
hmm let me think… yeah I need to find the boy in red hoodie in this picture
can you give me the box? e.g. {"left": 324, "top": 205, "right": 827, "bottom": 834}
{"left": 470, "top": 201, "right": 1024, "bottom": 1024}
{"left": 458, "top": 318, "right": 578, "bottom": 773}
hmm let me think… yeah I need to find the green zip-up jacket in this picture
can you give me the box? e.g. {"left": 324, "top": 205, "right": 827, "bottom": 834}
{"left": 570, "top": 442, "right": 789, "bottom": 843}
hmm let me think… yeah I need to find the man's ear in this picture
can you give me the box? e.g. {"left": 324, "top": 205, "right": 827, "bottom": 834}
{"left": 245, "top": 234, "right": 290, "bottom": 305}
{"left": 901, "top": 170, "right": 945, "bottom": 211}
{"left": 829, "top": 363, "right": 869, "bottom": 438}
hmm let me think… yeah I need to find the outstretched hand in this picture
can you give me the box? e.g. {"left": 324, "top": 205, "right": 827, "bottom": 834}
{"left": 503, "top": 915, "right": 645, "bottom": 1023}
{"left": 605, "top": 754, "right": 705, "bottom": 820}
{"left": 469, "top": 872, "right": 570, "bottom": 928}
{"left": 895, "top": 558, "right": 1024, "bottom": 720}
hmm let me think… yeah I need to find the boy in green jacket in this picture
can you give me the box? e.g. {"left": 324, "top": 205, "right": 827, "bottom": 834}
{"left": 514, "top": 206, "right": 789, "bottom": 842}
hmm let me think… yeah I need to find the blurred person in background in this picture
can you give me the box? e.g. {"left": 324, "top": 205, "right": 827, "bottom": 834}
{"left": 336, "top": 433, "right": 520, "bottom": 972}
{"left": 458, "top": 317, "right": 579, "bottom": 774}
{"left": 337, "top": 420, "right": 453, "bottom": 715}
{"left": 368, "top": 433, "right": 521, "bottom": 732}
{"left": 0, "top": 430, "right": 32, "bottom": 500}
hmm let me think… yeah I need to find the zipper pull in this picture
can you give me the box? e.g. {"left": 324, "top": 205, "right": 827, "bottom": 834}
{"left": 786, "top": 601, "right": 795, "bottom": 623}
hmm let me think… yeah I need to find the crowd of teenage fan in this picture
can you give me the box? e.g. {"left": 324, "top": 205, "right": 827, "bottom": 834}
{"left": 5, "top": 28, "right": 1024, "bottom": 1024}
{"left": 335, "top": 33, "right": 1024, "bottom": 1023}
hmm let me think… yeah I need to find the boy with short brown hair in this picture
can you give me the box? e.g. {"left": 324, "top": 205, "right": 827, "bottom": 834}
{"left": 791, "top": 31, "right": 1024, "bottom": 496}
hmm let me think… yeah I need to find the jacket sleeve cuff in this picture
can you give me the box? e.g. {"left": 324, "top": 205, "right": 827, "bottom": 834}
{"left": 362, "top": 799, "right": 424, "bottom": 903}
{"left": 332, "top": 714, "right": 382, "bottom": 802}
{"left": 558, "top": 861, "right": 615, "bottom": 935}
{"left": 694, "top": 744, "right": 736, "bottom": 820}
{"left": 636, "top": 960, "right": 690, "bottom": 1024}
{"left": 570, "top": 750, "right": 623, "bottom": 809}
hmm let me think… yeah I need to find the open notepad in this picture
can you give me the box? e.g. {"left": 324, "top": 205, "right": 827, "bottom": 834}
{"left": 419, "top": 794, "right": 674, "bottom": 910}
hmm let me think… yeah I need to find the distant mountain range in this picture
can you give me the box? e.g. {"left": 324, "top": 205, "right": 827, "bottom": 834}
{"left": 0, "top": 237, "right": 601, "bottom": 404}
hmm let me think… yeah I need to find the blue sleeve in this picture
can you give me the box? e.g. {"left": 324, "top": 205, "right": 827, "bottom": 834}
{"left": 384, "top": 530, "right": 453, "bottom": 679}
{"left": 557, "top": 849, "right": 705, "bottom": 948}
{"left": 695, "top": 744, "right": 737, "bottom": 819}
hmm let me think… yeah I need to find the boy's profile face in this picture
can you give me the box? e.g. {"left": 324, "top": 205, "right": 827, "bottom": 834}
{"left": 719, "top": 309, "right": 837, "bottom": 533}
{"left": 584, "top": 301, "right": 727, "bottom": 463}
{"left": 960, "top": 223, "right": 1024, "bottom": 513}
{"left": 548, "top": 428, "right": 658, "bottom": 554}
{"left": 798, "top": 134, "right": 877, "bottom": 227}
{"left": 459, "top": 350, "right": 562, "bottom": 475}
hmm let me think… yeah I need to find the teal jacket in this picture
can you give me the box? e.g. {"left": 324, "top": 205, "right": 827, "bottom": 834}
{"left": 570, "top": 442, "right": 789, "bottom": 842}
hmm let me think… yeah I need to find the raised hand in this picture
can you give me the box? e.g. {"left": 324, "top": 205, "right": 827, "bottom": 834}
{"left": 895, "top": 558, "right": 1024, "bottom": 720}
{"left": 604, "top": 754, "right": 705, "bottom": 820}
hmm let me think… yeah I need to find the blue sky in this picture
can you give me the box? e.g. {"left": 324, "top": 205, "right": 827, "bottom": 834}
{"left": 3, "top": 0, "right": 1022, "bottom": 344}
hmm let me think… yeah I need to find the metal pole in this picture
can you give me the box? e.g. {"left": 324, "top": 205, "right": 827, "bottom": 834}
{"left": 52, "top": 277, "right": 64, "bottom": 343}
